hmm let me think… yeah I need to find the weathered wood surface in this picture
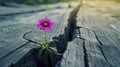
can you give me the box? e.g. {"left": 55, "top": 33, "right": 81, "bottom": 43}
{"left": 59, "top": 38, "right": 85, "bottom": 67}
{"left": 0, "top": 1, "right": 120, "bottom": 67}
{"left": 76, "top": 2, "right": 120, "bottom": 66}
{"left": 0, "top": 2, "right": 79, "bottom": 16}
{"left": 0, "top": 2, "right": 80, "bottom": 66}
{"left": 58, "top": 1, "right": 120, "bottom": 67}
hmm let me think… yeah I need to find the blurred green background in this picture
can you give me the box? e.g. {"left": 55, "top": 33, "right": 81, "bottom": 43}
{"left": 0, "top": 0, "right": 78, "bottom": 5}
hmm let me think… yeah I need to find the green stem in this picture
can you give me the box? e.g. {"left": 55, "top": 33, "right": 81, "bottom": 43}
{"left": 44, "top": 31, "right": 48, "bottom": 49}
{"left": 44, "top": 31, "right": 46, "bottom": 44}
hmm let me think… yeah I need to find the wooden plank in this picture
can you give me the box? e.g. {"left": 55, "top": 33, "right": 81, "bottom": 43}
{"left": 85, "top": 8, "right": 120, "bottom": 67}
{"left": 0, "top": 8, "right": 74, "bottom": 67}
{"left": 0, "top": 43, "right": 37, "bottom": 67}
{"left": 24, "top": 8, "right": 73, "bottom": 42}
{"left": 77, "top": 5, "right": 120, "bottom": 67}
{"left": 0, "top": 25, "right": 29, "bottom": 59}
{"left": 80, "top": 28, "right": 110, "bottom": 67}
{"left": 93, "top": 28, "right": 120, "bottom": 67}
{"left": 0, "top": 2, "right": 79, "bottom": 16}
{"left": 59, "top": 38, "right": 85, "bottom": 67}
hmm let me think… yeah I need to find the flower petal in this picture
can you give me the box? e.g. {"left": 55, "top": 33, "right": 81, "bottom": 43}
{"left": 37, "top": 17, "right": 54, "bottom": 31}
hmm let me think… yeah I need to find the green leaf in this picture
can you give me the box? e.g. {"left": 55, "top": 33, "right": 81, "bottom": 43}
{"left": 36, "top": 45, "right": 44, "bottom": 49}
{"left": 53, "top": 39, "right": 59, "bottom": 42}
{"left": 40, "top": 37, "right": 46, "bottom": 42}
{"left": 34, "top": 37, "right": 46, "bottom": 44}
{"left": 47, "top": 39, "right": 58, "bottom": 44}
{"left": 37, "top": 46, "right": 45, "bottom": 57}
{"left": 49, "top": 47, "right": 57, "bottom": 52}
{"left": 38, "top": 48, "right": 44, "bottom": 57}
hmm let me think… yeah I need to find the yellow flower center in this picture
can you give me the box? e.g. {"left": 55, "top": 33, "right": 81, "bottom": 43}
{"left": 43, "top": 22, "right": 49, "bottom": 27}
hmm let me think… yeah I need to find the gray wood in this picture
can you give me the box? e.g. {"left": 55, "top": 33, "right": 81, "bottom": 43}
{"left": 77, "top": 3, "right": 120, "bottom": 67}
{"left": 93, "top": 28, "right": 120, "bottom": 67}
{"left": 0, "top": 8, "right": 74, "bottom": 67}
{"left": 0, "top": 2, "right": 79, "bottom": 16}
{"left": 0, "top": 43, "right": 37, "bottom": 67}
{"left": 80, "top": 28, "right": 110, "bottom": 67}
{"left": 58, "top": 38, "right": 85, "bottom": 67}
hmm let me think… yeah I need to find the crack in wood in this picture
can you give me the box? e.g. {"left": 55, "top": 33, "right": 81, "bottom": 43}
{"left": 83, "top": 39, "right": 89, "bottom": 67}
{"left": 77, "top": 26, "right": 112, "bottom": 67}
{"left": 67, "top": 4, "right": 81, "bottom": 41}
{"left": 23, "top": 31, "right": 43, "bottom": 46}
{"left": 92, "top": 30, "right": 103, "bottom": 46}
{"left": 74, "top": 26, "right": 112, "bottom": 67}
{"left": 92, "top": 30, "right": 112, "bottom": 67}
{"left": 76, "top": 28, "right": 89, "bottom": 67}
{"left": 7, "top": 3, "right": 82, "bottom": 67}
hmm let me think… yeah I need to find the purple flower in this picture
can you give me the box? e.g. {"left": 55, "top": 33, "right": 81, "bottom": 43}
{"left": 37, "top": 17, "right": 54, "bottom": 30}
